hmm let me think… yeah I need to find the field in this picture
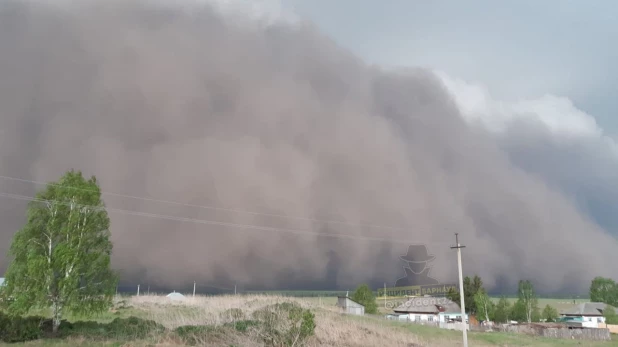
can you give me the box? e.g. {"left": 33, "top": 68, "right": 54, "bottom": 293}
{"left": 1, "top": 294, "right": 616, "bottom": 347}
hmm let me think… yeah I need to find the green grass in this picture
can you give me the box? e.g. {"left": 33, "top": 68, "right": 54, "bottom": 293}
{"left": 381, "top": 318, "right": 618, "bottom": 346}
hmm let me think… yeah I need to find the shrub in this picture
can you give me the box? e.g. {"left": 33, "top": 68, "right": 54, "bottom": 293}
{"left": 224, "top": 319, "right": 260, "bottom": 332}
{"left": 0, "top": 312, "right": 45, "bottom": 343}
{"left": 61, "top": 316, "right": 166, "bottom": 340}
{"left": 252, "top": 302, "right": 316, "bottom": 346}
{"left": 173, "top": 324, "right": 253, "bottom": 346}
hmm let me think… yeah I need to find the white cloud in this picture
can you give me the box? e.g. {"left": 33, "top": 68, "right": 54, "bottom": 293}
{"left": 435, "top": 70, "right": 604, "bottom": 139}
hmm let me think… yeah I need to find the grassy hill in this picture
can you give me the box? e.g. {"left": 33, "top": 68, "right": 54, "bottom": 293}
{"left": 1, "top": 294, "right": 616, "bottom": 346}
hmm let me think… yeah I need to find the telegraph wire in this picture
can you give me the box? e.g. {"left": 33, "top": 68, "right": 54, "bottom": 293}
{"left": 0, "top": 191, "right": 449, "bottom": 245}
{"left": 0, "top": 174, "right": 417, "bottom": 232}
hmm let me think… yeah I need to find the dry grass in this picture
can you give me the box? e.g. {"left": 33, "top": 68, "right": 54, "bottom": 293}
{"left": 128, "top": 294, "right": 315, "bottom": 328}
{"left": 121, "top": 295, "right": 464, "bottom": 346}
{"left": 3, "top": 295, "right": 616, "bottom": 346}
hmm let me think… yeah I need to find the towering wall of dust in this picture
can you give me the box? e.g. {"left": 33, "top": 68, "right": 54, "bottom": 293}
{"left": 0, "top": 0, "right": 617, "bottom": 293}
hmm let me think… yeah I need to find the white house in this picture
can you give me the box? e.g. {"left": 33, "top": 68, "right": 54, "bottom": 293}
{"left": 388, "top": 296, "right": 468, "bottom": 326}
{"left": 337, "top": 296, "right": 365, "bottom": 316}
{"left": 559, "top": 302, "right": 613, "bottom": 328}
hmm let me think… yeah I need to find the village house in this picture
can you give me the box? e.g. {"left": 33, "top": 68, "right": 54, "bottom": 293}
{"left": 559, "top": 302, "right": 613, "bottom": 328}
{"left": 386, "top": 296, "right": 468, "bottom": 326}
{"left": 336, "top": 296, "right": 365, "bottom": 316}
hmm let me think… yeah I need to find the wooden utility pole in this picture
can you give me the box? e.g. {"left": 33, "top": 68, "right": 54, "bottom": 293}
{"left": 384, "top": 282, "right": 386, "bottom": 308}
{"left": 451, "top": 233, "right": 468, "bottom": 347}
{"left": 193, "top": 281, "right": 196, "bottom": 298}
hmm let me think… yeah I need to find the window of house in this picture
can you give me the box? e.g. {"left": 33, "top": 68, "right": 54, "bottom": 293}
{"left": 415, "top": 315, "right": 421, "bottom": 322}
{"left": 428, "top": 315, "right": 434, "bottom": 322}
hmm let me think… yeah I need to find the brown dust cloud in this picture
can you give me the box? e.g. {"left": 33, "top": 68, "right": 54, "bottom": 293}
{"left": 0, "top": 0, "right": 616, "bottom": 294}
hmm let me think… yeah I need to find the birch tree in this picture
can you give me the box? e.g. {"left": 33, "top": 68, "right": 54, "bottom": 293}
{"left": 516, "top": 280, "right": 538, "bottom": 323}
{"left": 1, "top": 170, "right": 117, "bottom": 333}
{"left": 474, "top": 290, "right": 494, "bottom": 322}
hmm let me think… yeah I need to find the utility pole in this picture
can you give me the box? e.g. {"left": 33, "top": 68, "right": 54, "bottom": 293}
{"left": 384, "top": 282, "right": 386, "bottom": 308}
{"left": 193, "top": 281, "right": 196, "bottom": 298}
{"left": 147, "top": 286, "right": 150, "bottom": 295}
{"left": 137, "top": 284, "right": 140, "bottom": 296}
{"left": 450, "top": 233, "right": 468, "bottom": 347}
{"left": 234, "top": 284, "right": 237, "bottom": 295}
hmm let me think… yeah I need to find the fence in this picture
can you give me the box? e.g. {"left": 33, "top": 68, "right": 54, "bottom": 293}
{"left": 496, "top": 324, "right": 611, "bottom": 341}
{"left": 599, "top": 323, "right": 618, "bottom": 334}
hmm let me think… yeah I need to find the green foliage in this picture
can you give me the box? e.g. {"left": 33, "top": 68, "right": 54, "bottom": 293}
{"left": 0, "top": 312, "right": 45, "bottom": 343}
{"left": 516, "top": 280, "right": 538, "bottom": 323}
{"left": 445, "top": 275, "right": 485, "bottom": 315}
{"left": 1, "top": 170, "right": 118, "bottom": 333}
{"left": 351, "top": 284, "right": 378, "bottom": 314}
{"left": 541, "top": 304, "right": 559, "bottom": 322}
{"left": 603, "top": 306, "right": 618, "bottom": 324}
{"left": 59, "top": 316, "right": 166, "bottom": 340}
{"left": 474, "top": 290, "right": 494, "bottom": 322}
{"left": 251, "top": 302, "right": 316, "bottom": 346}
{"left": 493, "top": 297, "right": 511, "bottom": 323}
{"left": 590, "top": 277, "right": 618, "bottom": 306}
{"left": 226, "top": 320, "right": 259, "bottom": 332}
{"left": 174, "top": 325, "right": 220, "bottom": 346}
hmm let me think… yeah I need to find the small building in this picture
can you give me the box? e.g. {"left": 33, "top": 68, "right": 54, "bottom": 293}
{"left": 166, "top": 291, "right": 186, "bottom": 301}
{"left": 559, "top": 302, "right": 613, "bottom": 328}
{"left": 391, "top": 296, "right": 468, "bottom": 325}
{"left": 336, "top": 296, "right": 365, "bottom": 315}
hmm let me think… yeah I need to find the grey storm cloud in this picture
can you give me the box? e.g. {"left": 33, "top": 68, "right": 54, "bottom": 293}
{"left": 0, "top": 0, "right": 616, "bottom": 294}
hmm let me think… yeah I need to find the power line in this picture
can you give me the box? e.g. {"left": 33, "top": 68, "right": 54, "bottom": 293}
{"left": 0, "top": 174, "right": 417, "bottom": 232}
{"left": 0, "top": 192, "right": 449, "bottom": 245}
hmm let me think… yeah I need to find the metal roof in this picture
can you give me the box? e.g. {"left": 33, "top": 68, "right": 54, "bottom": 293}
{"left": 393, "top": 297, "right": 461, "bottom": 314}
{"left": 560, "top": 302, "right": 612, "bottom": 316}
{"left": 166, "top": 292, "right": 186, "bottom": 300}
{"left": 337, "top": 296, "right": 364, "bottom": 308}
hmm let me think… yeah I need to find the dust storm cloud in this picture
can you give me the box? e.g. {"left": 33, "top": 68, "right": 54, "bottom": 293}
{"left": 0, "top": 0, "right": 616, "bottom": 294}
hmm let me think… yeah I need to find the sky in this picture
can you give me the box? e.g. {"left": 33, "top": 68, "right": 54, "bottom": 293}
{"left": 1, "top": 0, "right": 618, "bottom": 294}
{"left": 285, "top": 0, "right": 618, "bottom": 134}
{"left": 280, "top": 0, "right": 618, "bottom": 234}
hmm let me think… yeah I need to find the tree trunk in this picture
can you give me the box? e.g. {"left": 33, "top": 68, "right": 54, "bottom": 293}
{"left": 51, "top": 300, "right": 62, "bottom": 334}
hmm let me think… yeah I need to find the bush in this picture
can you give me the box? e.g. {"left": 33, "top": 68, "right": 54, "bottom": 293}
{"left": 60, "top": 316, "right": 166, "bottom": 340}
{"left": 252, "top": 302, "right": 316, "bottom": 346}
{"left": 0, "top": 312, "right": 45, "bottom": 343}
{"left": 174, "top": 325, "right": 219, "bottom": 346}
{"left": 224, "top": 319, "right": 260, "bottom": 332}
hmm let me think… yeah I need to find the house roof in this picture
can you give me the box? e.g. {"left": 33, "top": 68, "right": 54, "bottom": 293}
{"left": 560, "top": 302, "right": 613, "bottom": 316}
{"left": 393, "top": 297, "right": 461, "bottom": 314}
{"left": 166, "top": 292, "right": 185, "bottom": 300}
{"left": 337, "top": 296, "right": 364, "bottom": 308}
